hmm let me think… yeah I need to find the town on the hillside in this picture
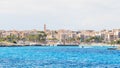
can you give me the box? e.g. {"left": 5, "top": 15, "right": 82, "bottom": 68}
{"left": 0, "top": 24, "right": 120, "bottom": 46}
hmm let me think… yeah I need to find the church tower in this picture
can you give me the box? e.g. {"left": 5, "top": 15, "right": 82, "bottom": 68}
{"left": 44, "top": 24, "right": 46, "bottom": 32}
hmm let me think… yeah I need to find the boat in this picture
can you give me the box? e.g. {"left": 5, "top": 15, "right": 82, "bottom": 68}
{"left": 30, "top": 43, "right": 42, "bottom": 46}
{"left": 107, "top": 47, "right": 117, "bottom": 50}
{"left": 57, "top": 44, "right": 79, "bottom": 46}
{"left": 107, "top": 46, "right": 117, "bottom": 50}
{"left": 56, "top": 40, "right": 79, "bottom": 46}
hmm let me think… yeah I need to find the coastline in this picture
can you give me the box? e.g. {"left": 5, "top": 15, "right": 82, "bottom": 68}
{"left": 0, "top": 43, "right": 119, "bottom": 47}
{"left": 0, "top": 43, "right": 120, "bottom": 50}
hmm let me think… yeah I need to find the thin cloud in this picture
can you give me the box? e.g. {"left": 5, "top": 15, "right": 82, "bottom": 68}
{"left": 0, "top": 0, "right": 120, "bottom": 30}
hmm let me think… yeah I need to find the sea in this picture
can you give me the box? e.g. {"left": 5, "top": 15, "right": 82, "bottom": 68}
{"left": 0, "top": 45, "right": 120, "bottom": 68}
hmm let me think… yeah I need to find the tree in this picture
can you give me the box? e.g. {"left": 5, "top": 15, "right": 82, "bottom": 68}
{"left": 116, "top": 40, "right": 120, "bottom": 44}
{"left": 85, "top": 36, "right": 103, "bottom": 43}
{"left": 26, "top": 31, "right": 47, "bottom": 42}
{"left": 5, "top": 34, "right": 18, "bottom": 43}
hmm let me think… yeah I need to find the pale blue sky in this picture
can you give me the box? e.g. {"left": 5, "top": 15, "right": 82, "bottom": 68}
{"left": 0, "top": 0, "right": 120, "bottom": 30}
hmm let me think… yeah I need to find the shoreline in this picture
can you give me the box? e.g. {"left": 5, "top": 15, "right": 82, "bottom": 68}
{"left": 0, "top": 43, "right": 119, "bottom": 47}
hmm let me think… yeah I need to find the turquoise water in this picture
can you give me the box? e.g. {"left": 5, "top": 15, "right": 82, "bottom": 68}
{"left": 0, "top": 46, "right": 120, "bottom": 68}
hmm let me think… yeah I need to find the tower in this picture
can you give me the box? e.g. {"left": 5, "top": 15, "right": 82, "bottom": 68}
{"left": 44, "top": 24, "right": 46, "bottom": 32}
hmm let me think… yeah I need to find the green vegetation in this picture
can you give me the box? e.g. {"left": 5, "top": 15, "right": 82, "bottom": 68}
{"left": 85, "top": 36, "right": 103, "bottom": 43}
{"left": 110, "top": 40, "right": 120, "bottom": 45}
{"left": 0, "top": 31, "right": 47, "bottom": 43}
{"left": 25, "top": 32, "right": 47, "bottom": 42}
{"left": 48, "top": 38, "right": 58, "bottom": 41}
{"left": 116, "top": 40, "right": 120, "bottom": 44}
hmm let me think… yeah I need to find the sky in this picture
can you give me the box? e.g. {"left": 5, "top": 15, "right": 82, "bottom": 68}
{"left": 0, "top": 0, "right": 120, "bottom": 31}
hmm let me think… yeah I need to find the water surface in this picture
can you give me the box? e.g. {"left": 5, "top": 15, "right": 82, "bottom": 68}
{"left": 0, "top": 46, "right": 120, "bottom": 68}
